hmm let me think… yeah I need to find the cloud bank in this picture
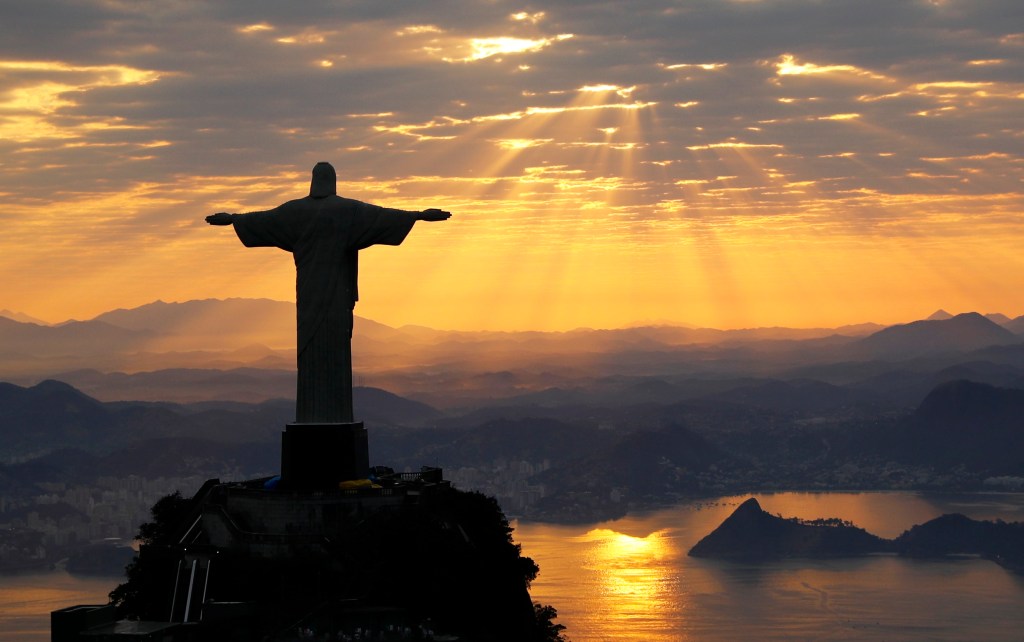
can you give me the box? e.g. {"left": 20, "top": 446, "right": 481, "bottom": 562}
{"left": 1, "top": 0, "right": 1021, "bottom": 329}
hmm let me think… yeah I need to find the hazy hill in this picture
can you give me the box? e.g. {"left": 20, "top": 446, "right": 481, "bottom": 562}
{"left": 4, "top": 298, "right": 1024, "bottom": 423}
{"left": 855, "top": 313, "right": 1020, "bottom": 360}
{"left": 0, "top": 299, "right": 407, "bottom": 378}
{"left": 902, "top": 380, "right": 1024, "bottom": 472}
{"left": 0, "top": 298, "right": 888, "bottom": 379}
{"left": 50, "top": 367, "right": 295, "bottom": 403}
{"left": 1005, "top": 316, "right": 1024, "bottom": 335}
{"left": 894, "top": 513, "right": 1024, "bottom": 571}
{"left": 533, "top": 423, "right": 728, "bottom": 504}
{"left": 6, "top": 438, "right": 278, "bottom": 484}
{"left": 90, "top": 297, "right": 295, "bottom": 351}
{"left": 91, "top": 298, "right": 292, "bottom": 337}
{"left": 0, "top": 316, "right": 154, "bottom": 359}
{"left": 0, "top": 379, "right": 288, "bottom": 462}
{"left": 848, "top": 360, "right": 1024, "bottom": 408}
{"left": 373, "top": 417, "right": 619, "bottom": 470}
{"left": 701, "top": 378, "right": 885, "bottom": 414}
{"left": 0, "top": 378, "right": 442, "bottom": 465}
{"left": 0, "top": 309, "right": 50, "bottom": 325}
{"left": 89, "top": 299, "right": 856, "bottom": 359}
{"left": 0, "top": 380, "right": 122, "bottom": 459}
{"left": 90, "top": 298, "right": 404, "bottom": 351}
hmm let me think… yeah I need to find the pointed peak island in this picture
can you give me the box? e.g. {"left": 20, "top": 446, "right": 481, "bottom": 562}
{"left": 689, "top": 497, "right": 887, "bottom": 560}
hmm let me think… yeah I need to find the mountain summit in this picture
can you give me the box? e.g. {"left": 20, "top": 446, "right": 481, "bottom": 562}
{"left": 856, "top": 312, "right": 1019, "bottom": 359}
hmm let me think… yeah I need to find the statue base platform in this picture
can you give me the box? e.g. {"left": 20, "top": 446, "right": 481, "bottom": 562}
{"left": 281, "top": 422, "right": 369, "bottom": 489}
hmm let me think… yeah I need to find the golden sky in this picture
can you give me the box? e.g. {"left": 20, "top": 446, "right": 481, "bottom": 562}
{"left": 1, "top": 1, "right": 1022, "bottom": 331}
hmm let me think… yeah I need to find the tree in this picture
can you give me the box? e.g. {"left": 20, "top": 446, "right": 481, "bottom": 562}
{"left": 109, "top": 490, "right": 190, "bottom": 613}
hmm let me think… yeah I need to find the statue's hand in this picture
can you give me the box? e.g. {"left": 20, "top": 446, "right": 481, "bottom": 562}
{"left": 419, "top": 208, "right": 451, "bottom": 222}
{"left": 206, "top": 212, "right": 234, "bottom": 225}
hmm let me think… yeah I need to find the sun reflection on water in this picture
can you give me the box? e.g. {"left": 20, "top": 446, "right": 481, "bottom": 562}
{"left": 573, "top": 527, "right": 685, "bottom": 639}
{"left": 519, "top": 494, "right": 1024, "bottom": 641}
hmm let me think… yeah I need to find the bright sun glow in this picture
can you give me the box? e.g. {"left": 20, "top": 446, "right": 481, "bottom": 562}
{"left": 238, "top": 23, "right": 274, "bottom": 33}
{"left": 448, "top": 35, "right": 574, "bottom": 61}
{"left": 774, "top": 53, "right": 885, "bottom": 80}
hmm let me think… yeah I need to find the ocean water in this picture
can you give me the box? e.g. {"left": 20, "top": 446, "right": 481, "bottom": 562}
{"left": 3, "top": 492, "right": 1023, "bottom": 641}
{"left": 0, "top": 569, "right": 118, "bottom": 641}
{"left": 517, "top": 492, "right": 1024, "bottom": 641}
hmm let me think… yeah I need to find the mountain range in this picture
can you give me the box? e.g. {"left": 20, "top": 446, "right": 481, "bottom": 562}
{"left": 2, "top": 299, "right": 1022, "bottom": 405}
{"left": 2, "top": 299, "right": 1023, "bottom": 522}
{"left": 2, "top": 374, "right": 1022, "bottom": 522}
{"left": 855, "top": 312, "right": 1020, "bottom": 359}
{"left": 0, "top": 378, "right": 439, "bottom": 464}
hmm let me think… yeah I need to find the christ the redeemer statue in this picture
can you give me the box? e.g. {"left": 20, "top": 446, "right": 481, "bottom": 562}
{"left": 206, "top": 162, "right": 450, "bottom": 424}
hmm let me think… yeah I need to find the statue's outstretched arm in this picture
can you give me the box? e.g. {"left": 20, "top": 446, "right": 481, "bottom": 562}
{"left": 416, "top": 209, "right": 451, "bottom": 222}
{"left": 205, "top": 212, "right": 235, "bottom": 225}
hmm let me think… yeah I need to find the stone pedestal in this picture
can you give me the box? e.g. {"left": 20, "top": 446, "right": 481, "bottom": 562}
{"left": 281, "top": 422, "right": 369, "bottom": 489}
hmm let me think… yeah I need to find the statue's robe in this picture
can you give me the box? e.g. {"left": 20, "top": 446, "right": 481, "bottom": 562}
{"left": 232, "top": 195, "right": 417, "bottom": 423}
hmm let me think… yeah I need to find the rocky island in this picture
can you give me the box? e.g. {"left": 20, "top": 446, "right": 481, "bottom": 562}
{"left": 690, "top": 497, "right": 1024, "bottom": 574}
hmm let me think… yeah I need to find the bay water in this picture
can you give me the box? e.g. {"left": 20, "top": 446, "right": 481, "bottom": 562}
{"left": 517, "top": 492, "right": 1024, "bottom": 641}
{"left": 3, "top": 492, "right": 1022, "bottom": 641}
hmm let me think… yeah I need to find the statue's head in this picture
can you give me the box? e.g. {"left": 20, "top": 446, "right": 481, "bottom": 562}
{"left": 309, "top": 162, "right": 337, "bottom": 198}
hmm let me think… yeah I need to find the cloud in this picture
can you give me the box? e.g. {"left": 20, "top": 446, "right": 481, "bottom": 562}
{"left": 0, "top": 0, "right": 1022, "bottom": 328}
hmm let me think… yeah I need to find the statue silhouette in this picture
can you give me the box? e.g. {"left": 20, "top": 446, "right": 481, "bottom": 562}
{"left": 207, "top": 162, "right": 449, "bottom": 423}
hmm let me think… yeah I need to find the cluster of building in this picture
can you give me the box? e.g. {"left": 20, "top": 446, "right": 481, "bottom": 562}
{"left": 445, "top": 458, "right": 551, "bottom": 516}
{"left": 0, "top": 474, "right": 230, "bottom": 570}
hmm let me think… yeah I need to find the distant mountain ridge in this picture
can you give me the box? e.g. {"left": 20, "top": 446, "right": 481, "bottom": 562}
{"left": 92, "top": 298, "right": 294, "bottom": 346}
{"left": 0, "top": 299, "right": 405, "bottom": 378}
{"left": 1005, "top": 316, "right": 1024, "bottom": 334}
{"left": 6, "top": 300, "right": 1024, "bottom": 344}
{"left": 926, "top": 309, "right": 1018, "bottom": 327}
{"left": 3, "top": 299, "right": 1023, "bottom": 408}
{"left": 855, "top": 312, "right": 1020, "bottom": 359}
{"left": 0, "top": 309, "right": 50, "bottom": 325}
{"left": 0, "top": 379, "right": 441, "bottom": 463}
{"left": 0, "top": 315, "right": 156, "bottom": 357}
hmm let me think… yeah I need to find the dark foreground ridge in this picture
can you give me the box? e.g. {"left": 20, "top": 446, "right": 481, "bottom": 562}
{"left": 54, "top": 472, "right": 565, "bottom": 642}
{"left": 689, "top": 497, "right": 1024, "bottom": 573}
